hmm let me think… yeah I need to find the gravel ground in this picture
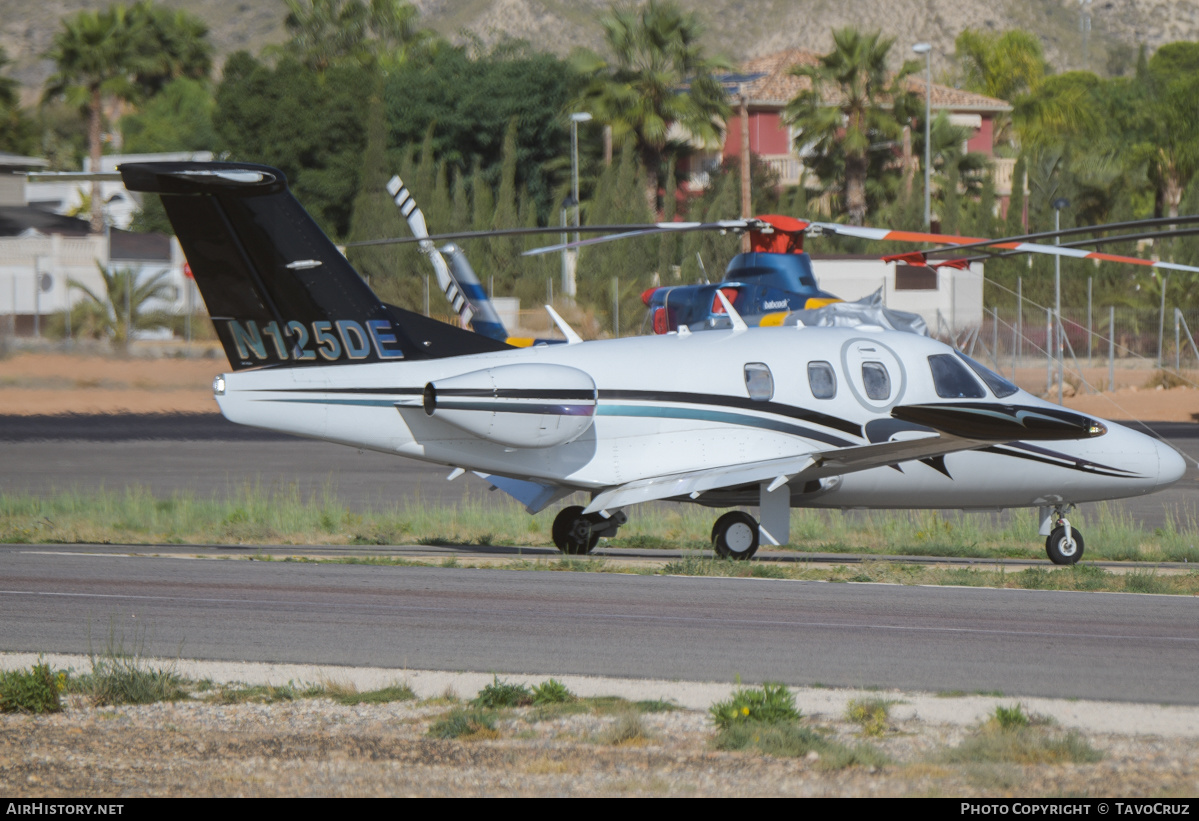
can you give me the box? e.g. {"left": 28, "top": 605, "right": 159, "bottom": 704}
{"left": 2, "top": 655, "right": 1198, "bottom": 798}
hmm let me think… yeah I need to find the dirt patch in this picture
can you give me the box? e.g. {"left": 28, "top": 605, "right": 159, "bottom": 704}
{"left": 2, "top": 351, "right": 1198, "bottom": 422}
{"left": 0, "top": 350, "right": 222, "bottom": 415}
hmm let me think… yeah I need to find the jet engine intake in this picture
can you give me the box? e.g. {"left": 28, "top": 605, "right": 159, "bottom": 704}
{"left": 423, "top": 364, "right": 597, "bottom": 448}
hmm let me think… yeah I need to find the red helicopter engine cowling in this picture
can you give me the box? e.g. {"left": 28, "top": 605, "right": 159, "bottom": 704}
{"left": 422, "top": 364, "right": 597, "bottom": 448}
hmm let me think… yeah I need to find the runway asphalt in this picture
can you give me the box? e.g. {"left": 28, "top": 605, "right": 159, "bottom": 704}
{"left": 2, "top": 548, "right": 1196, "bottom": 704}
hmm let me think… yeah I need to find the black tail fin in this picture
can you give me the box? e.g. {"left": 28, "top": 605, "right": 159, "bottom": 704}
{"left": 120, "top": 162, "right": 511, "bottom": 370}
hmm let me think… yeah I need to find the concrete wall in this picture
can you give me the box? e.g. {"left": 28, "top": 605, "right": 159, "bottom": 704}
{"left": 810, "top": 255, "right": 985, "bottom": 332}
{"left": 0, "top": 234, "right": 193, "bottom": 334}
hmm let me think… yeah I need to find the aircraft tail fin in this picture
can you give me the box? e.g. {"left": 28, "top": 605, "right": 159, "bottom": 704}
{"left": 120, "top": 162, "right": 510, "bottom": 370}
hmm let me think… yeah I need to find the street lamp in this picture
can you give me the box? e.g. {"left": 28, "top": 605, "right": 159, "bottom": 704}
{"left": 1052, "top": 197, "right": 1070, "bottom": 405}
{"left": 569, "top": 113, "right": 593, "bottom": 298}
{"left": 912, "top": 43, "right": 932, "bottom": 229}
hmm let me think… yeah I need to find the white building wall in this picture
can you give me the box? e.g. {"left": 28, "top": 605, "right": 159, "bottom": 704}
{"left": 809, "top": 256, "right": 984, "bottom": 332}
{"left": 0, "top": 235, "right": 190, "bottom": 320}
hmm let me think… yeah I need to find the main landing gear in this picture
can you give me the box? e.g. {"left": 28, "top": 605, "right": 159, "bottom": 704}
{"left": 551, "top": 506, "right": 627, "bottom": 555}
{"left": 1042, "top": 505, "right": 1084, "bottom": 565}
{"left": 712, "top": 511, "right": 760, "bottom": 560}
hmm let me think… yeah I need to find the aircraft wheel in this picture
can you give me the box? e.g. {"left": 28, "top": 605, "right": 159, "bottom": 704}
{"left": 1045, "top": 526, "right": 1084, "bottom": 565}
{"left": 712, "top": 511, "right": 759, "bottom": 560}
{"left": 552, "top": 506, "right": 600, "bottom": 555}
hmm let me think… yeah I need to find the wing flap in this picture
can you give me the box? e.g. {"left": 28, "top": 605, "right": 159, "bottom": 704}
{"left": 583, "top": 433, "right": 984, "bottom": 513}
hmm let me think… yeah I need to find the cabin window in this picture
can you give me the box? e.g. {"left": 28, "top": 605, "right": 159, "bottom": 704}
{"left": 861, "top": 362, "right": 891, "bottom": 400}
{"left": 744, "top": 363, "right": 774, "bottom": 401}
{"left": 956, "top": 352, "right": 1019, "bottom": 398}
{"left": 807, "top": 361, "right": 837, "bottom": 399}
{"left": 928, "top": 354, "right": 986, "bottom": 399}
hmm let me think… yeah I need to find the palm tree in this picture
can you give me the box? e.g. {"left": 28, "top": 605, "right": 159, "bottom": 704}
{"left": 44, "top": 6, "right": 150, "bottom": 233}
{"left": 573, "top": 0, "right": 731, "bottom": 212}
{"left": 784, "top": 28, "right": 916, "bottom": 226}
{"left": 281, "top": 0, "right": 424, "bottom": 72}
{"left": 70, "top": 263, "right": 175, "bottom": 351}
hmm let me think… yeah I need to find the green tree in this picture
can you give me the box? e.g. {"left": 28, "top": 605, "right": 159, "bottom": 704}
{"left": 954, "top": 29, "right": 1048, "bottom": 103}
{"left": 44, "top": 5, "right": 152, "bottom": 232}
{"left": 120, "top": 77, "right": 215, "bottom": 153}
{"left": 385, "top": 43, "right": 574, "bottom": 222}
{"left": 280, "top": 0, "right": 425, "bottom": 71}
{"left": 784, "top": 28, "right": 917, "bottom": 226}
{"left": 69, "top": 264, "right": 175, "bottom": 351}
{"left": 346, "top": 82, "right": 407, "bottom": 304}
{"left": 44, "top": 2, "right": 213, "bottom": 232}
{"left": 0, "top": 47, "right": 37, "bottom": 155}
{"left": 572, "top": 0, "right": 731, "bottom": 212}
{"left": 131, "top": 1, "right": 212, "bottom": 97}
{"left": 214, "top": 51, "right": 372, "bottom": 237}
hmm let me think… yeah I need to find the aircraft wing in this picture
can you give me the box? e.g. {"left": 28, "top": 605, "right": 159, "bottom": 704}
{"left": 582, "top": 432, "right": 982, "bottom": 514}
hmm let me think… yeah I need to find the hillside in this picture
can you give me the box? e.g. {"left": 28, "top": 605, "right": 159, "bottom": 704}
{"left": 4, "top": 0, "right": 1199, "bottom": 102}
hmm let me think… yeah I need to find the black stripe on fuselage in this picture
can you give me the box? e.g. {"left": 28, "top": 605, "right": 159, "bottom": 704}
{"left": 981, "top": 442, "right": 1140, "bottom": 478}
{"left": 597, "top": 389, "right": 862, "bottom": 437}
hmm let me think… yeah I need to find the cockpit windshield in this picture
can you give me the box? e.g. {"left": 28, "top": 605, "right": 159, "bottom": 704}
{"left": 956, "top": 352, "right": 1019, "bottom": 398}
{"left": 928, "top": 354, "right": 986, "bottom": 398}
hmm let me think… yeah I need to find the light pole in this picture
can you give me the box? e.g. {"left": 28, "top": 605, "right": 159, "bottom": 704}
{"left": 569, "top": 112, "right": 592, "bottom": 299}
{"left": 1052, "top": 197, "right": 1070, "bottom": 405}
{"left": 912, "top": 43, "right": 932, "bottom": 229}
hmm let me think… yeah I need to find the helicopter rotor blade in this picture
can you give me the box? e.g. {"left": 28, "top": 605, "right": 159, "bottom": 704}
{"left": 814, "top": 221, "right": 1199, "bottom": 275}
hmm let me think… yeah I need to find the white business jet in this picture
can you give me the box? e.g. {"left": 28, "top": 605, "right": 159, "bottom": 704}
{"left": 121, "top": 162, "right": 1187, "bottom": 564}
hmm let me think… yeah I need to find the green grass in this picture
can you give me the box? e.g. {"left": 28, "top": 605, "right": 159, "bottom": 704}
{"left": 428, "top": 707, "right": 499, "bottom": 740}
{"left": 7, "top": 486, "right": 1199, "bottom": 564}
{"left": 71, "top": 626, "right": 187, "bottom": 706}
{"left": 710, "top": 683, "right": 801, "bottom": 730}
{"left": 5, "top": 487, "right": 1199, "bottom": 595}
{"left": 714, "top": 721, "right": 890, "bottom": 769}
{"left": 940, "top": 706, "right": 1102, "bottom": 766}
{"left": 473, "top": 676, "right": 533, "bottom": 708}
{"left": 530, "top": 678, "right": 575, "bottom": 705}
{"left": 0, "top": 661, "right": 65, "bottom": 713}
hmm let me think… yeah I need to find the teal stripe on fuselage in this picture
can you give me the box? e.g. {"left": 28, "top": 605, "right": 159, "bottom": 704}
{"left": 596, "top": 404, "right": 854, "bottom": 446}
{"left": 255, "top": 397, "right": 857, "bottom": 445}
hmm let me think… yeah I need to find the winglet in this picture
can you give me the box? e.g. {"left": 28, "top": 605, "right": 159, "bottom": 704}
{"left": 545, "top": 305, "right": 584, "bottom": 344}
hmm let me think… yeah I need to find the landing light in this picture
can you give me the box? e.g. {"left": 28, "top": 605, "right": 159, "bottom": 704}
{"left": 213, "top": 375, "right": 226, "bottom": 396}
{"left": 1088, "top": 421, "right": 1106, "bottom": 437}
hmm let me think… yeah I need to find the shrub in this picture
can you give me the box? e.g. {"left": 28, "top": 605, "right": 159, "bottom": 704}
{"left": 473, "top": 676, "right": 533, "bottom": 708}
{"left": 0, "top": 662, "right": 64, "bottom": 713}
{"left": 992, "top": 703, "right": 1029, "bottom": 731}
{"left": 710, "top": 683, "right": 801, "bottom": 730}
{"left": 600, "top": 712, "right": 650, "bottom": 745}
{"left": 531, "top": 678, "right": 575, "bottom": 705}
{"left": 846, "top": 698, "right": 893, "bottom": 736}
{"left": 428, "top": 707, "right": 498, "bottom": 739}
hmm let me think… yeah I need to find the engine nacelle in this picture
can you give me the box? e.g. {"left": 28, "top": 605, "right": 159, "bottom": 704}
{"left": 423, "top": 364, "right": 597, "bottom": 448}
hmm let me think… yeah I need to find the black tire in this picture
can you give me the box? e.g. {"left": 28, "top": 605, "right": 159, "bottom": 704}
{"left": 1045, "top": 525, "right": 1084, "bottom": 565}
{"left": 552, "top": 506, "right": 599, "bottom": 555}
{"left": 712, "top": 511, "right": 759, "bottom": 560}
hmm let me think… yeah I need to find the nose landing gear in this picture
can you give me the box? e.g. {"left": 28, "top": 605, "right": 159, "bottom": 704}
{"left": 1042, "top": 505, "right": 1084, "bottom": 565}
